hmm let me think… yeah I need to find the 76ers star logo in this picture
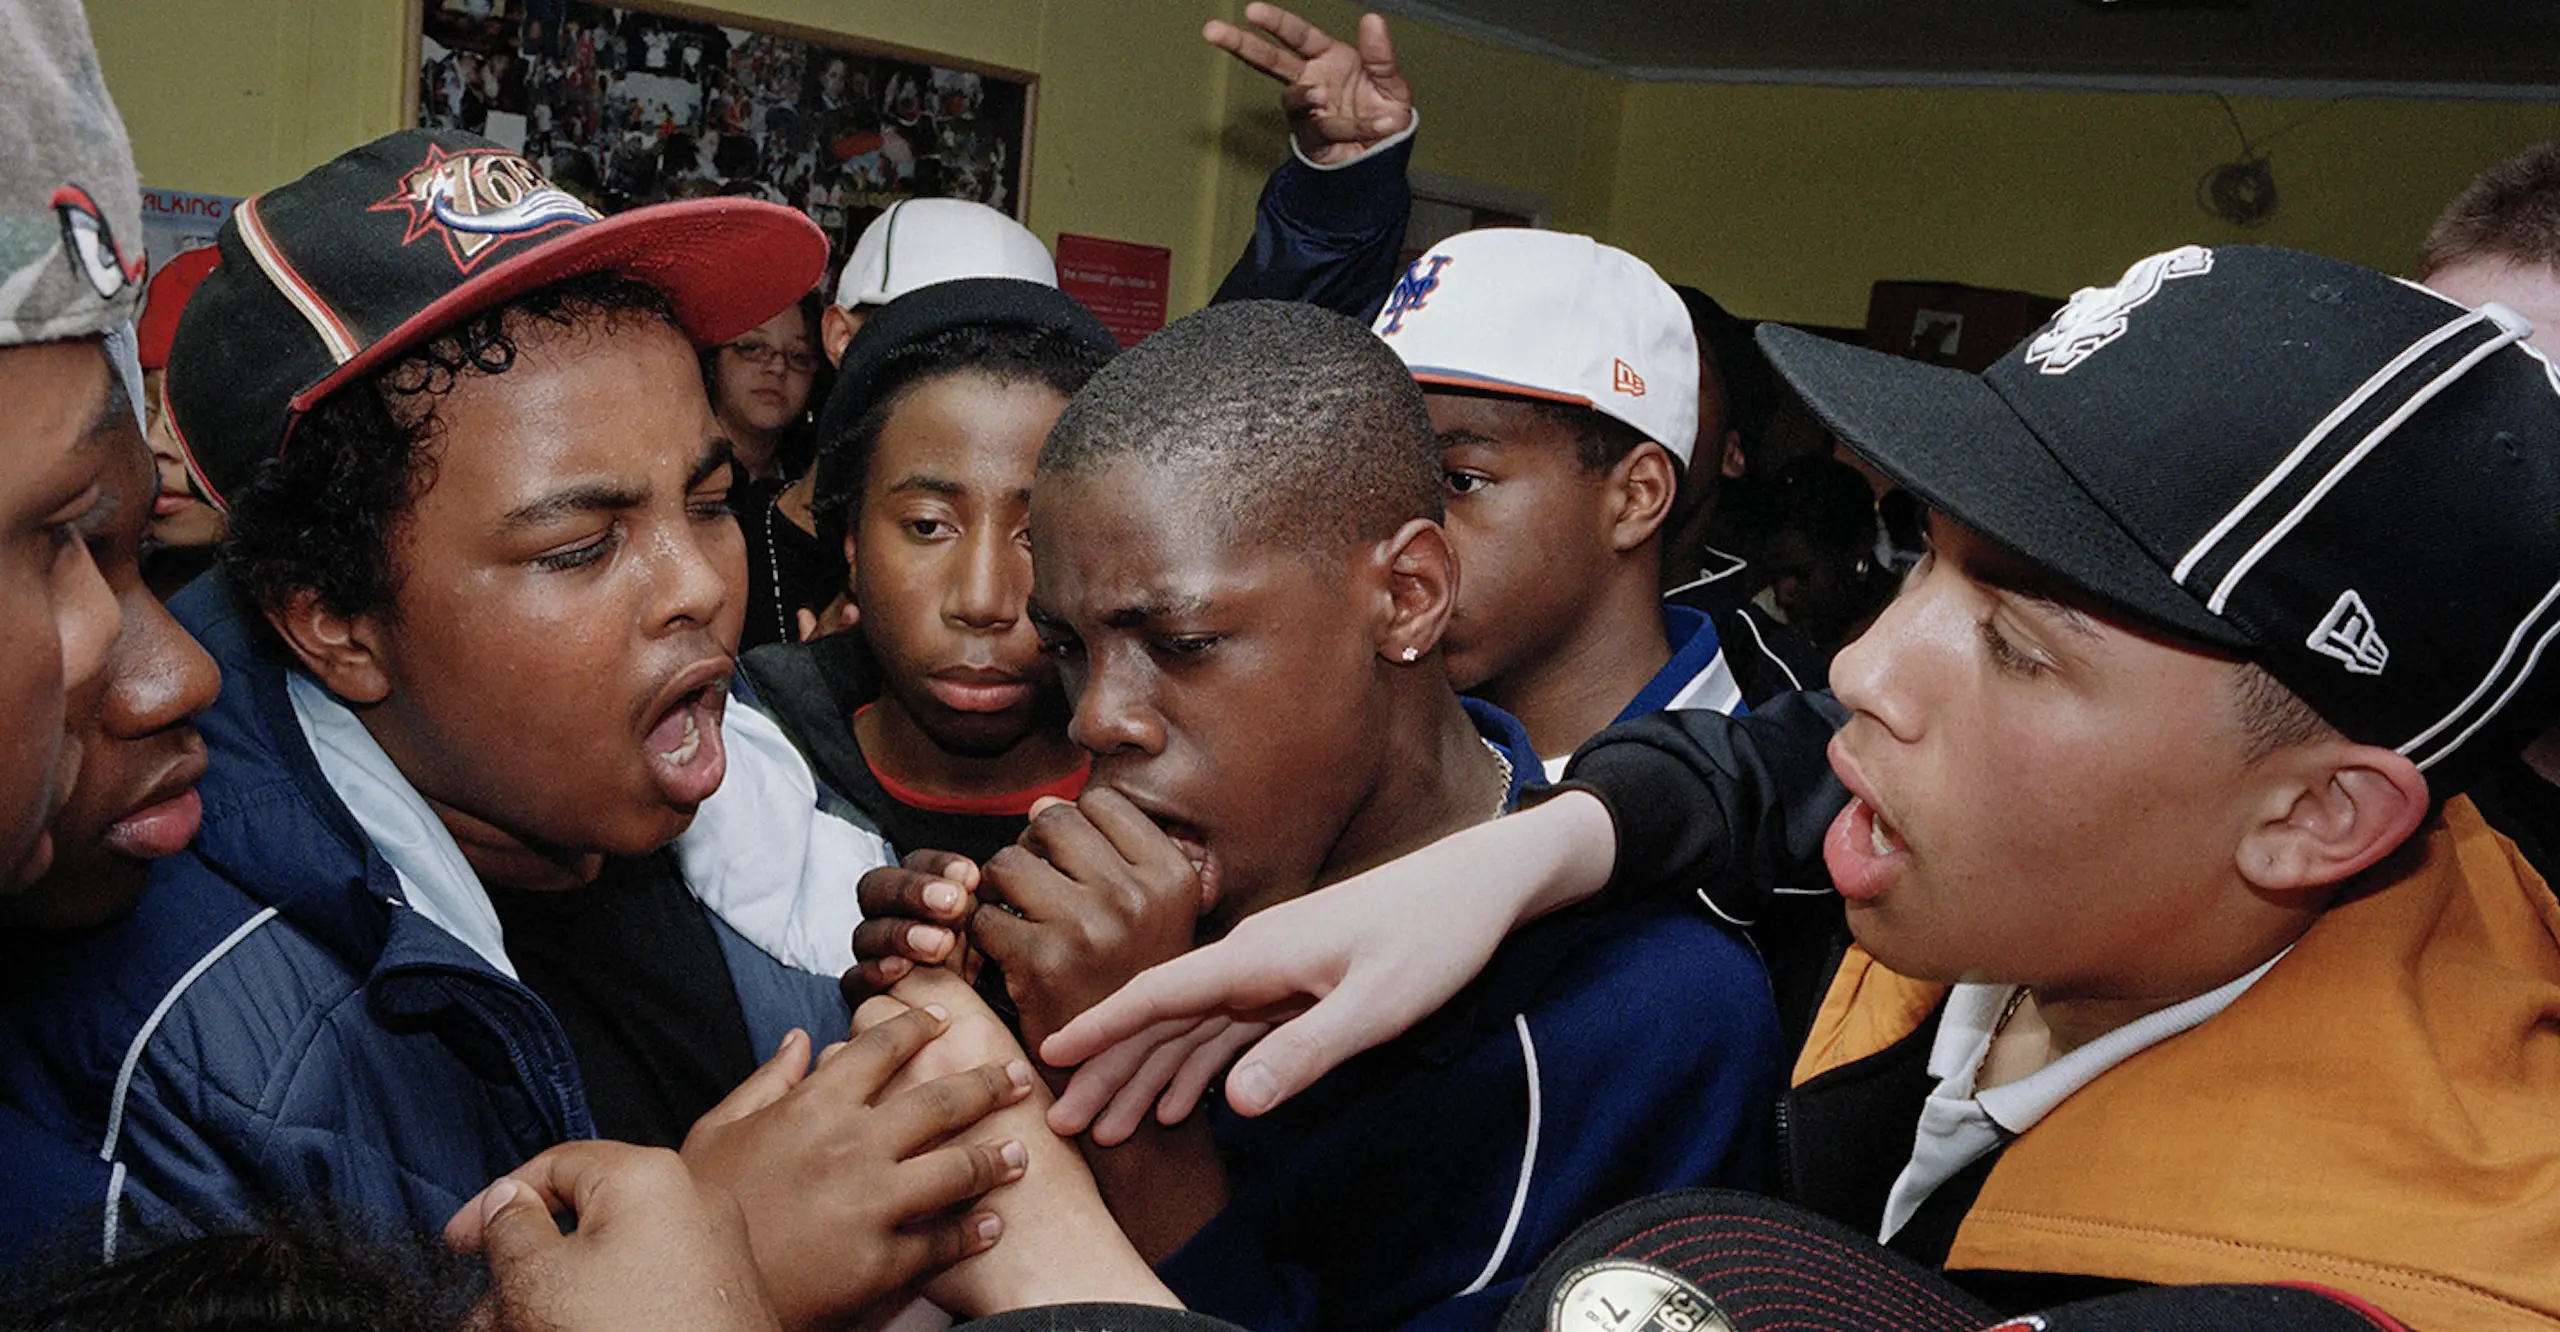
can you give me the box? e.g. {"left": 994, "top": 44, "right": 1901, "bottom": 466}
{"left": 370, "top": 144, "right": 598, "bottom": 272}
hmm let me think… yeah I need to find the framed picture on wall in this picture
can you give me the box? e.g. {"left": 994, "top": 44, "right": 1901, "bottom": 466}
{"left": 408, "top": 0, "right": 1035, "bottom": 277}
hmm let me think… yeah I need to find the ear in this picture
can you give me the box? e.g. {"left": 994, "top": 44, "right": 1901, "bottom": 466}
{"left": 265, "top": 591, "right": 394, "bottom": 706}
{"left": 1604, "top": 441, "right": 1679, "bottom": 553}
{"left": 1717, "top": 429, "right": 1747, "bottom": 482}
{"left": 1368, "top": 518, "right": 1457, "bottom": 665}
{"left": 2233, "top": 740, "right": 2430, "bottom": 895}
{"left": 820, "top": 305, "right": 862, "bottom": 367}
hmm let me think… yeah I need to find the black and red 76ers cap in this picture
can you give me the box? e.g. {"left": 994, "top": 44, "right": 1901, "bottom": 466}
{"left": 164, "top": 127, "right": 825, "bottom": 509}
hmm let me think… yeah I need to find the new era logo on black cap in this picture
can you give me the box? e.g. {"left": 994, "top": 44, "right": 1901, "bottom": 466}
{"left": 1759, "top": 244, "right": 2560, "bottom": 786}
{"left": 2308, "top": 590, "right": 2389, "bottom": 677}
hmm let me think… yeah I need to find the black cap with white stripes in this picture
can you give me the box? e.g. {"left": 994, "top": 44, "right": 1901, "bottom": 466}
{"left": 1758, "top": 244, "right": 2560, "bottom": 786}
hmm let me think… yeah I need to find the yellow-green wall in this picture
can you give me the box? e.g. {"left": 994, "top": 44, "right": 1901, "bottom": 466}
{"left": 1611, "top": 82, "right": 2560, "bottom": 327}
{"left": 81, "top": 1, "right": 2560, "bottom": 327}
{"left": 80, "top": 0, "right": 1624, "bottom": 316}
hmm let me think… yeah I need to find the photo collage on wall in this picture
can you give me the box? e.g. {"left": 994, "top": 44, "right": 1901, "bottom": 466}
{"left": 417, "top": 0, "right": 1031, "bottom": 274}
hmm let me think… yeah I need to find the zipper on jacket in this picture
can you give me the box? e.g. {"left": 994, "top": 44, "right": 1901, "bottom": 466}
{"left": 1771, "top": 928, "right": 1850, "bottom": 1206}
{"left": 1772, "top": 1089, "right": 1796, "bottom": 1201}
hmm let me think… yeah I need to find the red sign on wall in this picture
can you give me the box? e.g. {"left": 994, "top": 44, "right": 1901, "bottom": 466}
{"left": 1056, "top": 233, "right": 1171, "bottom": 348}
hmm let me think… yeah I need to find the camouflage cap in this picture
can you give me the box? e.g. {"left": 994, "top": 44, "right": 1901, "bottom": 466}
{"left": 0, "top": 0, "right": 145, "bottom": 346}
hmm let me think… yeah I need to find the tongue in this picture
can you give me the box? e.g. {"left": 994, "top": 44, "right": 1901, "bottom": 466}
{"left": 647, "top": 695, "right": 695, "bottom": 758}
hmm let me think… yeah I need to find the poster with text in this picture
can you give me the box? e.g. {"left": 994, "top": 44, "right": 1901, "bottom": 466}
{"left": 139, "top": 189, "right": 241, "bottom": 277}
{"left": 416, "top": 0, "right": 1031, "bottom": 282}
{"left": 1056, "top": 234, "right": 1170, "bottom": 349}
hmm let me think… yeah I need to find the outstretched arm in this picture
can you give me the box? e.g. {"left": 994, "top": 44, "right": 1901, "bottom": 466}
{"left": 1042, "top": 789, "right": 1617, "bottom": 1134}
{"left": 1040, "top": 692, "right": 1852, "bottom": 1130}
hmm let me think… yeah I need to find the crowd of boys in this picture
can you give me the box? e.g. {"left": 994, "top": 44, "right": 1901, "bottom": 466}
{"left": 3, "top": 2, "right": 2557, "bottom": 1330}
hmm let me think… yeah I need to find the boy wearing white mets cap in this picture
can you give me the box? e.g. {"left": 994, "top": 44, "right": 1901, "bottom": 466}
{"left": 1374, "top": 230, "right": 1771, "bottom": 788}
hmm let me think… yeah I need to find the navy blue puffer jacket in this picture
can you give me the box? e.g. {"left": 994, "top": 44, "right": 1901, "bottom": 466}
{"left": 0, "top": 574, "right": 849, "bottom": 1273}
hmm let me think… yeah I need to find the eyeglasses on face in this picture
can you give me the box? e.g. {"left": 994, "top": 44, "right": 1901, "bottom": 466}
{"left": 723, "top": 339, "right": 816, "bottom": 374}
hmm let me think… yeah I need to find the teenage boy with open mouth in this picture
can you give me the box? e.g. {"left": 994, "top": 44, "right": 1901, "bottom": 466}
{"left": 0, "top": 131, "right": 1035, "bottom": 1327}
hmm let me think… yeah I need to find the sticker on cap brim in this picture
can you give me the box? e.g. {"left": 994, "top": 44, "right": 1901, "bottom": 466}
{"left": 1547, "top": 1259, "right": 1739, "bottom": 1332}
{"left": 1978, "top": 1317, "right": 2049, "bottom": 1332}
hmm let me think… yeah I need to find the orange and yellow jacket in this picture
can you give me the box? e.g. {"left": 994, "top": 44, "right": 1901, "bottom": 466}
{"left": 1786, "top": 797, "right": 2560, "bottom": 1331}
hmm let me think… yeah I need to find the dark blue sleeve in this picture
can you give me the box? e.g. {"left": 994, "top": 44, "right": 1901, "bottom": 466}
{"left": 1212, "top": 136, "right": 1414, "bottom": 323}
{"left": 1424, "top": 909, "right": 1781, "bottom": 1330}
{"left": 1157, "top": 1203, "right": 1324, "bottom": 1332}
{"left": 0, "top": 1105, "right": 115, "bottom": 1276}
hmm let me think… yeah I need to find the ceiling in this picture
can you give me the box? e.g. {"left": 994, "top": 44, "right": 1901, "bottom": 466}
{"left": 1373, "top": 0, "right": 2560, "bottom": 95}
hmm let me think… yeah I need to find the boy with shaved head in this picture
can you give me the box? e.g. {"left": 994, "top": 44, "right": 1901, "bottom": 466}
{"left": 874, "top": 299, "right": 1781, "bottom": 1332}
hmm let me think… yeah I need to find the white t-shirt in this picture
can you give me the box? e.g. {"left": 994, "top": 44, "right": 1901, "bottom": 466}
{"left": 1877, "top": 950, "right": 2288, "bottom": 1242}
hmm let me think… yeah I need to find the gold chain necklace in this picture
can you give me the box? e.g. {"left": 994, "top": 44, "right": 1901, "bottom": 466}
{"left": 1992, "top": 985, "right": 2033, "bottom": 1039}
{"left": 1481, "top": 738, "right": 1515, "bottom": 817}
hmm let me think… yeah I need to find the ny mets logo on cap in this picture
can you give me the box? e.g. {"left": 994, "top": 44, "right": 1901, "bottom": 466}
{"left": 2024, "top": 245, "right": 2214, "bottom": 375}
{"left": 368, "top": 143, "right": 597, "bottom": 272}
{"left": 1379, "top": 254, "right": 1452, "bottom": 335}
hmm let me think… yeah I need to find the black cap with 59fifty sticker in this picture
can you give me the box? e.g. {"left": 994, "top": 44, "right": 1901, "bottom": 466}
{"left": 1497, "top": 1189, "right": 2410, "bottom": 1332}
{"left": 1758, "top": 244, "right": 2560, "bottom": 787}
{"left": 163, "top": 128, "right": 826, "bottom": 511}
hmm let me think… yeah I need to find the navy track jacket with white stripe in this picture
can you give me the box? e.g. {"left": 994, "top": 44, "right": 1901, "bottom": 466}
{"left": 1157, "top": 705, "right": 1784, "bottom": 1332}
{"left": 0, "top": 574, "right": 849, "bottom": 1273}
{"left": 1160, "top": 893, "right": 1781, "bottom": 1332}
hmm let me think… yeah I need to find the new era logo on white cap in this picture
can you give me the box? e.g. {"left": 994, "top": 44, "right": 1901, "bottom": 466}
{"left": 1370, "top": 229, "right": 1700, "bottom": 464}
